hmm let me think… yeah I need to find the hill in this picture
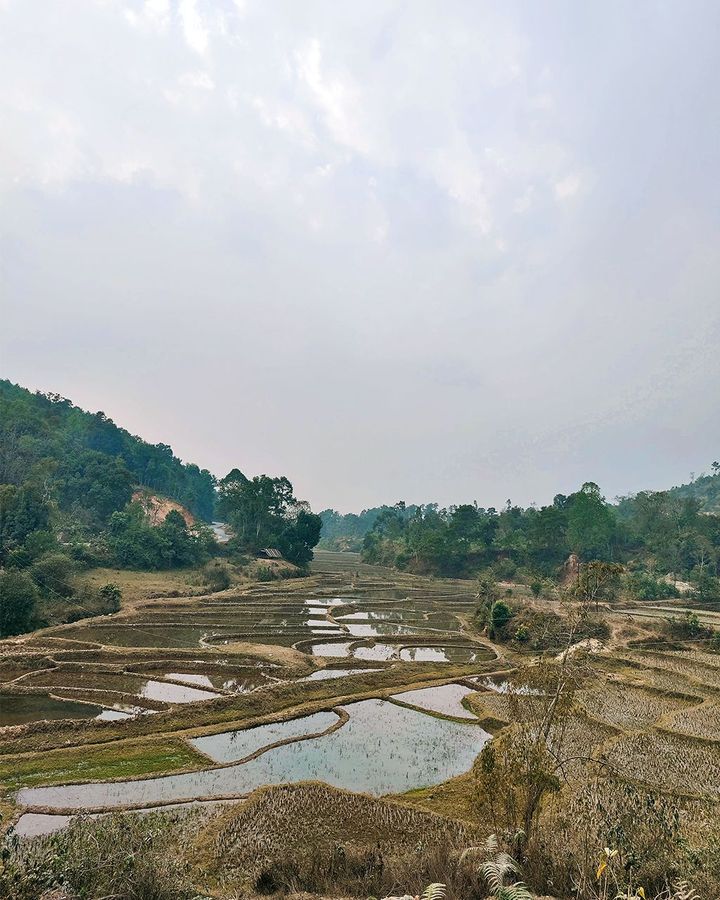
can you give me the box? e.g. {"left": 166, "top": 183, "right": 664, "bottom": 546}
{"left": 0, "top": 379, "right": 322, "bottom": 639}
{"left": 667, "top": 468, "right": 720, "bottom": 513}
{"left": 0, "top": 379, "right": 216, "bottom": 522}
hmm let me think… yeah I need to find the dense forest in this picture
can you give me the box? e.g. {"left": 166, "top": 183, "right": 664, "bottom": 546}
{"left": 345, "top": 480, "right": 720, "bottom": 601}
{"left": 318, "top": 504, "right": 420, "bottom": 551}
{"left": 0, "top": 379, "right": 216, "bottom": 521}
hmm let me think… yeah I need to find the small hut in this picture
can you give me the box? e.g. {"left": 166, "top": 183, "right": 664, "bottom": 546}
{"left": 257, "top": 548, "right": 282, "bottom": 560}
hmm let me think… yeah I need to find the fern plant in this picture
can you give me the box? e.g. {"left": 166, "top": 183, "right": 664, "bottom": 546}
{"left": 460, "top": 834, "right": 533, "bottom": 900}
{"left": 420, "top": 884, "right": 446, "bottom": 900}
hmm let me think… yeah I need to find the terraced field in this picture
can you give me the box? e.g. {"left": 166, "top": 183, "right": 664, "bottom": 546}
{"left": 2, "top": 550, "right": 720, "bottom": 854}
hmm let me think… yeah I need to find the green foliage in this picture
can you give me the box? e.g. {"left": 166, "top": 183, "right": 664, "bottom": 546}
{"left": 666, "top": 611, "right": 715, "bottom": 641}
{"left": 0, "top": 482, "right": 51, "bottom": 565}
{"left": 0, "top": 379, "right": 216, "bottom": 521}
{"left": 689, "top": 568, "right": 720, "bottom": 602}
{"left": 490, "top": 600, "right": 513, "bottom": 635}
{"left": 357, "top": 470, "right": 720, "bottom": 583}
{"left": 30, "top": 551, "right": 77, "bottom": 597}
{"left": 108, "top": 503, "right": 212, "bottom": 570}
{"left": 318, "top": 504, "right": 421, "bottom": 550}
{"left": 0, "top": 569, "right": 38, "bottom": 636}
{"left": 99, "top": 581, "right": 122, "bottom": 611}
{"left": 625, "top": 570, "right": 677, "bottom": 601}
{"left": 566, "top": 482, "right": 616, "bottom": 559}
{"left": 463, "top": 835, "right": 533, "bottom": 900}
{"left": 217, "top": 470, "right": 321, "bottom": 568}
{"left": 359, "top": 486, "right": 624, "bottom": 578}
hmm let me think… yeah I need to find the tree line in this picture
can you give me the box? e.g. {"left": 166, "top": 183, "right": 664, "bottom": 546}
{"left": 358, "top": 480, "right": 720, "bottom": 599}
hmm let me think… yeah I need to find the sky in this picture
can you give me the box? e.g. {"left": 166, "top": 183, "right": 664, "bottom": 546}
{"left": 2, "top": 1, "right": 720, "bottom": 513}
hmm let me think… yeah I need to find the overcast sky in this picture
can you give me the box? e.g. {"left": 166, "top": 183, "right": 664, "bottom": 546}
{"left": 2, "top": 1, "right": 720, "bottom": 512}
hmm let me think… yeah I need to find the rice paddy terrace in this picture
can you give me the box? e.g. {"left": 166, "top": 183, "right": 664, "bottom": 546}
{"left": 2, "top": 550, "right": 720, "bottom": 844}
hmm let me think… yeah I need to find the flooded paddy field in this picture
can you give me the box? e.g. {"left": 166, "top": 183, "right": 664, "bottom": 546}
{"left": 0, "top": 694, "right": 105, "bottom": 727}
{"left": 17, "top": 699, "right": 491, "bottom": 810}
{"left": 10, "top": 550, "right": 720, "bottom": 842}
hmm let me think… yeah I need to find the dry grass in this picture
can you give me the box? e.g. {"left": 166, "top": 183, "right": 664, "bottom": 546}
{"left": 199, "top": 782, "right": 482, "bottom": 896}
{"left": 577, "top": 680, "right": 698, "bottom": 729}
{"left": 602, "top": 729, "right": 720, "bottom": 797}
{"left": 664, "top": 700, "right": 720, "bottom": 741}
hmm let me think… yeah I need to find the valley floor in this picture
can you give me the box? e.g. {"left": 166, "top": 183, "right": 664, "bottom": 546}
{"left": 1, "top": 551, "right": 719, "bottom": 898}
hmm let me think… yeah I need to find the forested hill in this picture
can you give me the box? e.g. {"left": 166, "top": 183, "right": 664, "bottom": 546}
{"left": 0, "top": 379, "right": 215, "bottom": 521}
{"left": 667, "top": 468, "right": 720, "bottom": 514}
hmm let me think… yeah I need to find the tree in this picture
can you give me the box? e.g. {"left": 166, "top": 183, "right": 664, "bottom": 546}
{"left": 98, "top": 582, "right": 122, "bottom": 612}
{"left": 279, "top": 509, "right": 322, "bottom": 568}
{"left": 573, "top": 560, "right": 623, "bottom": 610}
{"left": 490, "top": 600, "right": 513, "bottom": 636}
{"left": 566, "top": 482, "right": 616, "bottom": 559}
{"left": 217, "top": 471, "right": 295, "bottom": 548}
{"left": 217, "top": 470, "right": 321, "bottom": 567}
{"left": 58, "top": 450, "right": 134, "bottom": 521}
{"left": 0, "top": 570, "right": 38, "bottom": 636}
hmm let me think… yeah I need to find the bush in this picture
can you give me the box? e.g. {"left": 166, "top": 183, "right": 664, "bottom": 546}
{"left": 626, "top": 571, "right": 677, "bottom": 601}
{"left": 0, "top": 813, "right": 198, "bottom": 900}
{"left": 492, "top": 558, "right": 518, "bottom": 580}
{"left": 30, "top": 551, "right": 77, "bottom": 597}
{"left": 99, "top": 582, "right": 122, "bottom": 612}
{"left": 489, "top": 600, "right": 513, "bottom": 636}
{"left": 0, "top": 569, "right": 38, "bottom": 637}
{"left": 203, "top": 560, "right": 232, "bottom": 592}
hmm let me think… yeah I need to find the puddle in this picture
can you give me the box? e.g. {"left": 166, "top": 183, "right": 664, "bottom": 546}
{"left": 191, "top": 710, "right": 340, "bottom": 763}
{"left": 18, "top": 699, "right": 490, "bottom": 810}
{"left": 392, "top": 683, "right": 478, "bottom": 719}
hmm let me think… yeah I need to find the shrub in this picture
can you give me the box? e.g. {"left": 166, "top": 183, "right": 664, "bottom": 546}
{"left": 0, "top": 570, "right": 38, "bottom": 637}
{"left": 30, "top": 551, "right": 77, "bottom": 597}
{"left": 626, "top": 571, "right": 677, "bottom": 601}
{"left": 203, "top": 560, "right": 232, "bottom": 592}
{"left": 0, "top": 812, "right": 199, "bottom": 900}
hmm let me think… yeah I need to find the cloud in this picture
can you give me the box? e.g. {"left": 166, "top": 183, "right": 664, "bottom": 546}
{"left": 1, "top": 0, "right": 719, "bottom": 510}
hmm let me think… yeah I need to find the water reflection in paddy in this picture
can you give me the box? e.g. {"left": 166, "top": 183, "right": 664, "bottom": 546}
{"left": 18, "top": 699, "right": 490, "bottom": 810}
{"left": 345, "top": 623, "right": 416, "bottom": 638}
{"left": 0, "top": 694, "right": 103, "bottom": 726}
{"left": 310, "top": 641, "right": 354, "bottom": 657}
{"left": 399, "top": 646, "right": 491, "bottom": 664}
{"left": 191, "top": 710, "right": 339, "bottom": 763}
{"left": 139, "top": 680, "right": 221, "bottom": 704}
{"left": 163, "top": 672, "right": 272, "bottom": 693}
{"left": 392, "top": 683, "right": 478, "bottom": 719}
{"left": 352, "top": 643, "right": 399, "bottom": 661}
{"left": 300, "top": 668, "right": 381, "bottom": 682}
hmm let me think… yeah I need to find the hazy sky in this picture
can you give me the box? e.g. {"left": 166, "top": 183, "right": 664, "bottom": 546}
{"left": 2, "top": 1, "right": 720, "bottom": 512}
